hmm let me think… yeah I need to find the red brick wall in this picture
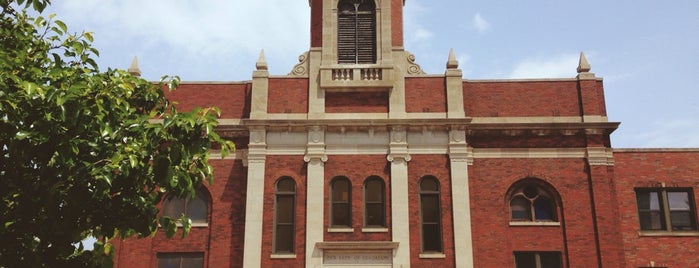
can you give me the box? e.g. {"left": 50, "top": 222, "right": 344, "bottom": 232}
{"left": 578, "top": 80, "right": 607, "bottom": 116}
{"left": 469, "top": 158, "right": 599, "bottom": 267}
{"left": 463, "top": 81, "right": 581, "bottom": 117}
{"left": 405, "top": 77, "right": 447, "bottom": 113}
{"left": 470, "top": 134, "right": 587, "bottom": 148}
{"left": 113, "top": 159, "right": 247, "bottom": 268}
{"left": 261, "top": 156, "right": 308, "bottom": 268}
{"left": 268, "top": 78, "right": 309, "bottom": 114}
{"left": 614, "top": 151, "right": 699, "bottom": 267}
{"left": 325, "top": 91, "right": 389, "bottom": 113}
{"left": 323, "top": 155, "right": 392, "bottom": 241}
{"left": 164, "top": 83, "right": 251, "bottom": 119}
{"left": 310, "top": 0, "right": 323, "bottom": 47}
{"left": 408, "top": 155, "right": 455, "bottom": 267}
{"left": 391, "top": 0, "right": 403, "bottom": 47}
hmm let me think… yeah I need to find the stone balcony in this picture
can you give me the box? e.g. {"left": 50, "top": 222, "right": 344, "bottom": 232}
{"left": 319, "top": 64, "right": 394, "bottom": 91}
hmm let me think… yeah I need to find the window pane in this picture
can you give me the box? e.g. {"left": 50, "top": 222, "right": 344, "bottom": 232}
{"left": 157, "top": 256, "right": 180, "bottom": 268}
{"left": 181, "top": 256, "right": 204, "bottom": 268}
{"left": 421, "top": 195, "right": 440, "bottom": 223}
{"left": 163, "top": 197, "right": 185, "bottom": 219}
{"left": 332, "top": 203, "right": 350, "bottom": 227}
{"left": 420, "top": 178, "right": 438, "bottom": 192}
{"left": 511, "top": 197, "right": 532, "bottom": 221}
{"left": 639, "top": 211, "right": 666, "bottom": 230}
{"left": 366, "top": 203, "right": 384, "bottom": 226}
{"left": 277, "top": 178, "right": 295, "bottom": 192}
{"left": 514, "top": 253, "right": 536, "bottom": 268}
{"left": 670, "top": 211, "right": 694, "bottom": 230}
{"left": 539, "top": 252, "right": 562, "bottom": 268}
{"left": 275, "top": 225, "right": 294, "bottom": 253}
{"left": 276, "top": 196, "right": 294, "bottom": 224}
{"left": 332, "top": 179, "right": 350, "bottom": 202}
{"left": 422, "top": 223, "right": 442, "bottom": 252}
{"left": 365, "top": 180, "right": 383, "bottom": 202}
{"left": 534, "top": 197, "right": 555, "bottom": 221}
{"left": 636, "top": 191, "right": 661, "bottom": 210}
{"left": 188, "top": 195, "right": 207, "bottom": 223}
{"left": 668, "top": 192, "right": 690, "bottom": 210}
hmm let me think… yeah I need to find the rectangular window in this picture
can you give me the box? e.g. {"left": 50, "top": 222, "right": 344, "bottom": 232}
{"left": 635, "top": 188, "right": 697, "bottom": 231}
{"left": 157, "top": 252, "right": 204, "bottom": 268}
{"left": 514, "top": 252, "right": 562, "bottom": 268}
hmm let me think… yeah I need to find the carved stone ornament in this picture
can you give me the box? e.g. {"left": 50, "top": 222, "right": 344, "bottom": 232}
{"left": 250, "top": 131, "right": 265, "bottom": 144}
{"left": 406, "top": 52, "right": 426, "bottom": 76}
{"left": 450, "top": 130, "right": 466, "bottom": 143}
{"left": 288, "top": 51, "right": 309, "bottom": 77}
{"left": 309, "top": 126, "right": 323, "bottom": 143}
{"left": 391, "top": 127, "right": 406, "bottom": 143}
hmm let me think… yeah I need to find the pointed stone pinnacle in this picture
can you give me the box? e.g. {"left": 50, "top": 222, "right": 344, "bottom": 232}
{"left": 577, "top": 52, "right": 591, "bottom": 73}
{"left": 446, "top": 49, "right": 459, "bottom": 69}
{"left": 256, "top": 49, "right": 268, "bottom": 71}
{"left": 127, "top": 56, "right": 141, "bottom": 77}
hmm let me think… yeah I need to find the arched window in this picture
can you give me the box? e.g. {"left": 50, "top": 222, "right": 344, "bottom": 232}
{"left": 509, "top": 183, "right": 558, "bottom": 222}
{"left": 364, "top": 176, "right": 385, "bottom": 227}
{"left": 274, "top": 177, "right": 296, "bottom": 253}
{"left": 331, "top": 176, "right": 352, "bottom": 227}
{"left": 337, "top": 0, "right": 376, "bottom": 64}
{"left": 162, "top": 188, "right": 209, "bottom": 224}
{"left": 419, "top": 176, "right": 442, "bottom": 253}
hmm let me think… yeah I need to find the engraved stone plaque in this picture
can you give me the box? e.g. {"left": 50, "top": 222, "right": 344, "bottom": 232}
{"left": 323, "top": 250, "right": 392, "bottom": 266}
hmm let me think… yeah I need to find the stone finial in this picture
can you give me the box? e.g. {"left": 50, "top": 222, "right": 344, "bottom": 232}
{"left": 446, "top": 49, "right": 459, "bottom": 69}
{"left": 256, "top": 49, "right": 268, "bottom": 71}
{"left": 577, "top": 52, "right": 591, "bottom": 73}
{"left": 127, "top": 56, "right": 141, "bottom": 76}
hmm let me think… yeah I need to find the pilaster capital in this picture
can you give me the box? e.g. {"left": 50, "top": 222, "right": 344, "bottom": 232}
{"left": 586, "top": 147, "right": 614, "bottom": 166}
{"left": 387, "top": 154, "right": 411, "bottom": 164}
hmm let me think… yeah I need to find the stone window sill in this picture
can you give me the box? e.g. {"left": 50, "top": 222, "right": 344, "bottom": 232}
{"left": 362, "top": 227, "right": 389, "bottom": 233}
{"left": 327, "top": 227, "right": 355, "bottom": 233}
{"left": 509, "top": 221, "right": 560, "bottom": 227}
{"left": 638, "top": 230, "right": 699, "bottom": 237}
{"left": 270, "top": 254, "right": 296, "bottom": 259}
{"left": 419, "top": 253, "right": 446, "bottom": 259}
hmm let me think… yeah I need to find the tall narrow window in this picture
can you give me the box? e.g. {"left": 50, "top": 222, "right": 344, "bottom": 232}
{"left": 364, "top": 176, "right": 386, "bottom": 227}
{"left": 419, "top": 176, "right": 442, "bottom": 253}
{"left": 274, "top": 177, "right": 296, "bottom": 253}
{"left": 636, "top": 188, "right": 697, "bottom": 231}
{"left": 337, "top": 0, "right": 376, "bottom": 64}
{"left": 162, "top": 189, "right": 209, "bottom": 224}
{"left": 331, "top": 177, "right": 352, "bottom": 227}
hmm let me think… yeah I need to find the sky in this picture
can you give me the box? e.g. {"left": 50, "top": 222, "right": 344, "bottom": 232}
{"left": 43, "top": 0, "right": 699, "bottom": 148}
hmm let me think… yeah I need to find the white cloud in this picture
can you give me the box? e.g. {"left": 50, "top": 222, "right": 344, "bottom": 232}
{"left": 49, "top": 0, "right": 309, "bottom": 61}
{"left": 473, "top": 13, "right": 490, "bottom": 33}
{"left": 508, "top": 53, "right": 579, "bottom": 79}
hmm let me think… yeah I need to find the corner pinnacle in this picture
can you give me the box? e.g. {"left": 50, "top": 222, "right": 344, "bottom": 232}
{"left": 577, "top": 52, "right": 591, "bottom": 73}
{"left": 127, "top": 56, "right": 141, "bottom": 77}
{"left": 256, "top": 49, "right": 268, "bottom": 71}
{"left": 446, "top": 49, "right": 459, "bottom": 69}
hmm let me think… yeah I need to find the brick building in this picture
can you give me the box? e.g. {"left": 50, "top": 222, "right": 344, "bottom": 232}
{"left": 113, "top": 0, "right": 699, "bottom": 267}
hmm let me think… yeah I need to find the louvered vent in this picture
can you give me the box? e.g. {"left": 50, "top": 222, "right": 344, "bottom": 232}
{"left": 337, "top": 0, "right": 376, "bottom": 64}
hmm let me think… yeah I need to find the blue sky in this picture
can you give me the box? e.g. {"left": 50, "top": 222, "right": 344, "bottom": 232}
{"left": 44, "top": 0, "right": 699, "bottom": 148}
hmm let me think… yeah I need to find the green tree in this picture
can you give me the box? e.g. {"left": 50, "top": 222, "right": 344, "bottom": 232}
{"left": 0, "top": 0, "right": 234, "bottom": 266}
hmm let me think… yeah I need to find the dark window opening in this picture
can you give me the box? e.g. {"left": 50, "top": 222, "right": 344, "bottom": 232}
{"left": 274, "top": 177, "right": 296, "bottom": 253}
{"left": 419, "top": 176, "right": 442, "bottom": 253}
{"left": 162, "top": 189, "right": 208, "bottom": 223}
{"left": 364, "top": 176, "right": 386, "bottom": 227}
{"left": 331, "top": 177, "right": 352, "bottom": 227}
{"left": 636, "top": 188, "right": 697, "bottom": 231}
{"left": 514, "top": 252, "right": 562, "bottom": 268}
{"left": 509, "top": 184, "right": 558, "bottom": 222}
{"left": 157, "top": 252, "right": 204, "bottom": 268}
{"left": 337, "top": 0, "right": 376, "bottom": 64}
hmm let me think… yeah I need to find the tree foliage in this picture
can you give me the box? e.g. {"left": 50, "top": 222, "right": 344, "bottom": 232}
{"left": 0, "top": 0, "right": 234, "bottom": 266}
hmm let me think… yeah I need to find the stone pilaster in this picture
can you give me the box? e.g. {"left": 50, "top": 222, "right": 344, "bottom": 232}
{"left": 387, "top": 126, "right": 411, "bottom": 268}
{"left": 448, "top": 127, "right": 474, "bottom": 267}
{"left": 305, "top": 126, "right": 327, "bottom": 268}
{"left": 242, "top": 127, "right": 267, "bottom": 267}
